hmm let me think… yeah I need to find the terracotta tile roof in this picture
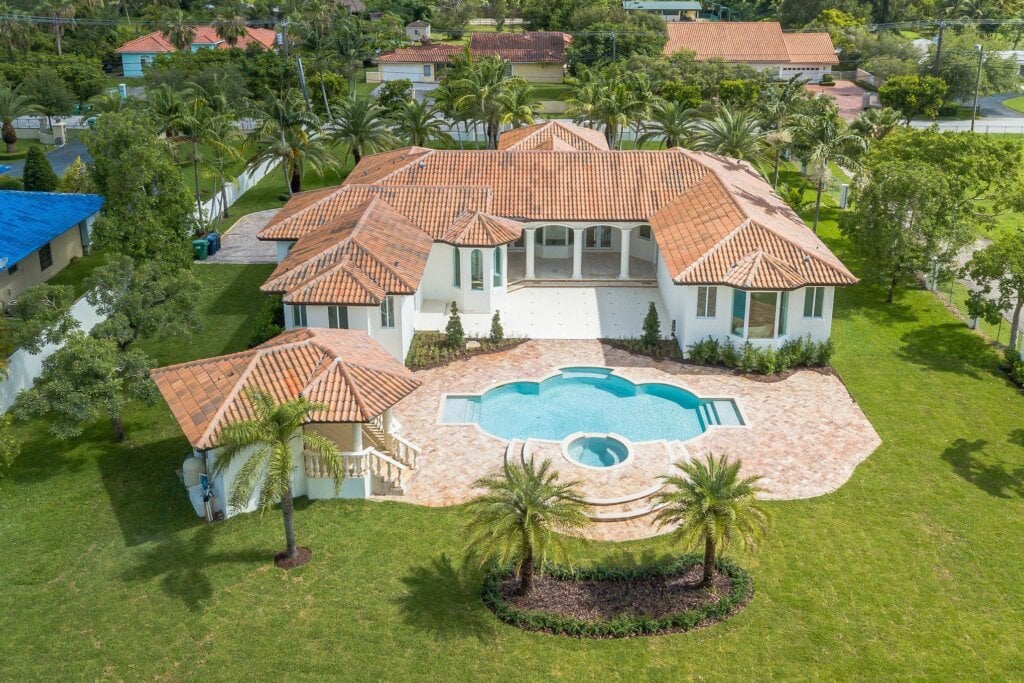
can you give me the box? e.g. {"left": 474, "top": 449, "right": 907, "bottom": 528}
{"left": 782, "top": 33, "right": 841, "bottom": 65}
{"left": 259, "top": 184, "right": 493, "bottom": 241}
{"left": 468, "top": 31, "right": 570, "bottom": 63}
{"left": 376, "top": 44, "right": 463, "bottom": 63}
{"left": 439, "top": 211, "right": 523, "bottom": 247}
{"left": 664, "top": 22, "right": 837, "bottom": 65}
{"left": 497, "top": 120, "right": 609, "bottom": 151}
{"left": 261, "top": 197, "right": 433, "bottom": 305}
{"left": 151, "top": 328, "right": 420, "bottom": 450}
{"left": 116, "top": 25, "right": 275, "bottom": 53}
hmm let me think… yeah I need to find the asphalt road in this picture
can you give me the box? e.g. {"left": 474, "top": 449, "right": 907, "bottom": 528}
{"left": 1, "top": 139, "right": 91, "bottom": 178}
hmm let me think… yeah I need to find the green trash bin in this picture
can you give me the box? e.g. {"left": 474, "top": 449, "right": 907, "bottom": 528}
{"left": 192, "top": 239, "right": 209, "bottom": 261}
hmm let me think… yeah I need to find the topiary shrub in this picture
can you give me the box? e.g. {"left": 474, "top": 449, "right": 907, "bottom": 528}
{"left": 0, "top": 175, "right": 24, "bottom": 190}
{"left": 687, "top": 337, "right": 720, "bottom": 364}
{"left": 22, "top": 145, "right": 58, "bottom": 192}
{"left": 445, "top": 301, "right": 465, "bottom": 350}
{"left": 489, "top": 311, "right": 504, "bottom": 343}
{"left": 641, "top": 302, "right": 661, "bottom": 349}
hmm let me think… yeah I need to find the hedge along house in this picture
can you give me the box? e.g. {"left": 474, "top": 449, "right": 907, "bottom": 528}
{"left": 114, "top": 25, "right": 277, "bottom": 78}
{"left": 256, "top": 121, "right": 856, "bottom": 357}
{"left": 0, "top": 190, "right": 103, "bottom": 310}
{"left": 374, "top": 31, "right": 570, "bottom": 84}
{"left": 663, "top": 22, "right": 839, "bottom": 83}
{"left": 151, "top": 328, "right": 423, "bottom": 516}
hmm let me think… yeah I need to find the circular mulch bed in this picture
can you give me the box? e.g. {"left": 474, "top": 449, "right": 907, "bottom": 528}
{"left": 482, "top": 555, "right": 751, "bottom": 638}
{"left": 274, "top": 547, "right": 312, "bottom": 569}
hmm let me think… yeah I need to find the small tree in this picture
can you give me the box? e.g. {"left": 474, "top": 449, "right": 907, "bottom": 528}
{"left": 654, "top": 454, "right": 771, "bottom": 588}
{"left": 489, "top": 311, "right": 504, "bottom": 344}
{"left": 464, "top": 458, "right": 590, "bottom": 595}
{"left": 13, "top": 283, "right": 78, "bottom": 353}
{"left": 57, "top": 156, "right": 96, "bottom": 193}
{"left": 642, "top": 301, "right": 661, "bottom": 349}
{"left": 963, "top": 232, "right": 1024, "bottom": 353}
{"left": 445, "top": 301, "right": 465, "bottom": 350}
{"left": 22, "top": 146, "right": 58, "bottom": 192}
{"left": 214, "top": 389, "right": 344, "bottom": 567}
{"left": 878, "top": 75, "right": 947, "bottom": 124}
{"left": 0, "top": 414, "right": 19, "bottom": 479}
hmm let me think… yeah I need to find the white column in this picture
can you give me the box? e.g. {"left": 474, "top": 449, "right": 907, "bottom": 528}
{"left": 572, "top": 227, "right": 586, "bottom": 279}
{"left": 525, "top": 228, "right": 536, "bottom": 279}
{"left": 382, "top": 408, "right": 392, "bottom": 433}
{"left": 352, "top": 423, "right": 363, "bottom": 451}
{"left": 619, "top": 227, "right": 634, "bottom": 279}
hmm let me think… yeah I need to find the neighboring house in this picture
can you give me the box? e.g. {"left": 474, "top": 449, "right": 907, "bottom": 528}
{"left": 0, "top": 191, "right": 103, "bottom": 309}
{"left": 663, "top": 22, "right": 839, "bottom": 82}
{"left": 256, "top": 120, "right": 856, "bottom": 362}
{"left": 375, "top": 31, "right": 570, "bottom": 83}
{"left": 151, "top": 328, "right": 423, "bottom": 517}
{"left": 622, "top": 0, "right": 701, "bottom": 21}
{"left": 114, "top": 25, "right": 277, "bottom": 78}
{"left": 406, "top": 20, "right": 431, "bottom": 42}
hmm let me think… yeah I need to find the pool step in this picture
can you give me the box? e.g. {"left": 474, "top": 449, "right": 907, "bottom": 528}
{"left": 587, "top": 499, "right": 664, "bottom": 522}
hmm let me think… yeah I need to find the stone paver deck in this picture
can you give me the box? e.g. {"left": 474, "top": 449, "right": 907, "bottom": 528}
{"left": 203, "top": 209, "right": 279, "bottom": 264}
{"left": 392, "top": 340, "right": 881, "bottom": 540}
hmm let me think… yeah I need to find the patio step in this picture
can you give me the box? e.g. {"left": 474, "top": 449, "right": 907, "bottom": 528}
{"left": 587, "top": 499, "right": 664, "bottom": 522}
{"left": 507, "top": 278, "right": 658, "bottom": 290}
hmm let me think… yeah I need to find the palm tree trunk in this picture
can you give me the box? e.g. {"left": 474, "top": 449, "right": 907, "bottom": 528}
{"left": 320, "top": 79, "right": 332, "bottom": 119}
{"left": 812, "top": 179, "right": 824, "bottom": 233}
{"left": 3, "top": 121, "right": 16, "bottom": 154}
{"left": 773, "top": 149, "right": 781, "bottom": 188}
{"left": 517, "top": 541, "right": 535, "bottom": 595}
{"left": 290, "top": 164, "right": 302, "bottom": 194}
{"left": 219, "top": 170, "right": 228, "bottom": 219}
{"left": 701, "top": 534, "right": 715, "bottom": 588}
{"left": 281, "top": 158, "right": 292, "bottom": 197}
{"left": 280, "top": 486, "right": 298, "bottom": 559}
{"left": 1010, "top": 296, "right": 1023, "bottom": 353}
{"left": 55, "top": 27, "right": 62, "bottom": 56}
{"left": 111, "top": 414, "right": 125, "bottom": 442}
{"left": 192, "top": 139, "right": 202, "bottom": 218}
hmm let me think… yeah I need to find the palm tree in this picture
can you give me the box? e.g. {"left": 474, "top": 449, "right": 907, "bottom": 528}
{"left": 87, "top": 90, "right": 135, "bottom": 114}
{"left": 794, "top": 113, "right": 866, "bottom": 232}
{"left": 213, "top": 389, "right": 344, "bottom": 565}
{"left": 497, "top": 82, "right": 540, "bottom": 129}
{"left": 146, "top": 83, "right": 192, "bottom": 138}
{"left": 393, "top": 99, "right": 453, "bottom": 147}
{"left": 653, "top": 454, "right": 771, "bottom": 589}
{"left": 37, "top": 0, "right": 76, "bottom": 55}
{"left": 695, "top": 107, "right": 770, "bottom": 166}
{"left": 0, "top": 3, "right": 32, "bottom": 58}
{"left": 851, "top": 106, "right": 902, "bottom": 141}
{"left": 464, "top": 458, "right": 591, "bottom": 595}
{"left": 759, "top": 75, "right": 806, "bottom": 187}
{"left": 162, "top": 10, "right": 196, "bottom": 51}
{"left": 330, "top": 95, "right": 397, "bottom": 164}
{"left": 452, "top": 56, "right": 512, "bottom": 149}
{"left": 246, "top": 90, "right": 332, "bottom": 195}
{"left": 215, "top": 10, "right": 248, "bottom": 47}
{"left": 0, "top": 86, "right": 41, "bottom": 154}
{"left": 639, "top": 99, "right": 698, "bottom": 149}
{"left": 205, "top": 113, "right": 244, "bottom": 219}
{"left": 591, "top": 82, "right": 635, "bottom": 149}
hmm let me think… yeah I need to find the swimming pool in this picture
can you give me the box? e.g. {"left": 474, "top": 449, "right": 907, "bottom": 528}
{"left": 441, "top": 367, "right": 743, "bottom": 442}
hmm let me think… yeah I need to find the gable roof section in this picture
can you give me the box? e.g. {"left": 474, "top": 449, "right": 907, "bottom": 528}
{"left": 116, "top": 25, "right": 275, "bottom": 53}
{"left": 439, "top": 211, "right": 523, "bottom": 247}
{"left": 497, "top": 120, "right": 610, "bottom": 151}
{"left": 664, "top": 22, "right": 837, "bottom": 65}
{"left": 468, "top": 31, "right": 570, "bottom": 63}
{"left": 0, "top": 191, "right": 103, "bottom": 266}
{"left": 261, "top": 197, "right": 433, "bottom": 305}
{"left": 151, "top": 328, "right": 421, "bottom": 450}
{"left": 259, "top": 184, "right": 493, "bottom": 241}
{"left": 376, "top": 44, "right": 463, "bottom": 63}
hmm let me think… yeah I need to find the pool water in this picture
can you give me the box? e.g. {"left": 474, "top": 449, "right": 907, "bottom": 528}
{"left": 442, "top": 367, "right": 743, "bottom": 442}
{"left": 566, "top": 435, "right": 630, "bottom": 468}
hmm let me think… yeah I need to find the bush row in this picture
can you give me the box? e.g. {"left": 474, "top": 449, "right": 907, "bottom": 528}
{"left": 1004, "top": 348, "right": 1024, "bottom": 388}
{"left": 687, "top": 335, "right": 835, "bottom": 375}
{"left": 481, "top": 555, "right": 751, "bottom": 638}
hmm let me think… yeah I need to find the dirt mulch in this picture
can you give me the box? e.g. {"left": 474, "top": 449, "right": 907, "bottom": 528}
{"left": 501, "top": 563, "right": 732, "bottom": 621}
{"left": 274, "top": 546, "right": 312, "bottom": 569}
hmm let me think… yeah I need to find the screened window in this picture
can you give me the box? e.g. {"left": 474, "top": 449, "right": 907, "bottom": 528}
{"left": 452, "top": 248, "right": 461, "bottom": 287}
{"left": 380, "top": 296, "right": 395, "bottom": 328}
{"left": 327, "top": 305, "right": 348, "bottom": 329}
{"left": 638, "top": 225, "right": 652, "bottom": 240}
{"left": 803, "top": 287, "right": 825, "bottom": 318}
{"left": 543, "top": 226, "right": 568, "bottom": 246}
{"left": 291, "top": 304, "right": 307, "bottom": 327}
{"left": 731, "top": 290, "right": 746, "bottom": 336}
{"left": 423, "top": 64, "right": 432, "bottom": 77}
{"left": 470, "top": 250, "right": 484, "bottom": 290}
{"left": 778, "top": 291, "right": 789, "bottom": 336}
{"left": 493, "top": 248, "right": 503, "bottom": 286}
{"left": 38, "top": 243, "right": 53, "bottom": 271}
{"left": 696, "top": 286, "right": 716, "bottom": 318}
{"left": 731, "top": 289, "right": 789, "bottom": 339}
{"left": 585, "top": 226, "right": 612, "bottom": 248}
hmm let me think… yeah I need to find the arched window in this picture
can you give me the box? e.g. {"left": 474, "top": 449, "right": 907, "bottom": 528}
{"left": 493, "top": 247, "right": 503, "bottom": 286}
{"left": 452, "top": 247, "right": 461, "bottom": 288}
{"left": 471, "top": 249, "right": 484, "bottom": 290}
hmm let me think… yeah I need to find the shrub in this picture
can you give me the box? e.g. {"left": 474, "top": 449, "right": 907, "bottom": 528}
{"left": 819, "top": 73, "right": 835, "bottom": 86}
{"left": 22, "top": 146, "right": 58, "bottom": 192}
{"left": 812, "top": 337, "right": 835, "bottom": 367}
{"left": 686, "top": 334, "right": 834, "bottom": 375}
{"left": 445, "top": 301, "right": 465, "bottom": 350}
{"left": 641, "top": 301, "right": 661, "bottom": 348}
{"left": 0, "top": 176, "right": 23, "bottom": 190}
{"left": 686, "top": 337, "right": 720, "bottom": 365}
{"left": 489, "top": 311, "right": 504, "bottom": 343}
{"left": 248, "top": 295, "right": 283, "bottom": 347}
{"left": 1003, "top": 348, "right": 1024, "bottom": 387}
{"left": 718, "top": 337, "right": 739, "bottom": 367}
{"left": 738, "top": 342, "right": 757, "bottom": 374}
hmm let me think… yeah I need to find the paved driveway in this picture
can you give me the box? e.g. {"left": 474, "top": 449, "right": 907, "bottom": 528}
{"left": 201, "top": 209, "right": 279, "bottom": 264}
{"left": 807, "top": 80, "right": 867, "bottom": 120}
{"left": 1, "top": 139, "right": 91, "bottom": 178}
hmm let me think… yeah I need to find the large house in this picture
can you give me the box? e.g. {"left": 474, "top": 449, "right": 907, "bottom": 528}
{"left": 663, "top": 22, "right": 839, "bottom": 82}
{"left": 115, "top": 25, "right": 277, "bottom": 78}
{"left": 256, "top": 120, "right": 856, "bottom": 362}
{"left": 0, "top": 191, "right": 103, "bottom": 309}
{"left": 375, "top": 31, "right": 570, "bottom": 83}
{"left": 622, "top": 0, "right": 702, "bottom": 22}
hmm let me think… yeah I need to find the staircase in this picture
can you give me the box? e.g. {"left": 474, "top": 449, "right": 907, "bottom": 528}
{"left": 362, "top": 416, "right": 422, "bottom": 495}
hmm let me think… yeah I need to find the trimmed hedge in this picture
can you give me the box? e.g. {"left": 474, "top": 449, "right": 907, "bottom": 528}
{"left": 687, "top": 334, "right": 834, "bottom": 375}
{"left": 1003, "top": 348, "right": 1024, "bottom": 388}
{"left": 482, "top": 554, "right": 752, "bottom": 638}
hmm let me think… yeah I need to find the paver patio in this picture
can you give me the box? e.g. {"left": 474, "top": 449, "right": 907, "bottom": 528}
{"left": 202, "top": 209, "right": 279, "bottom": 264}
{"left": 391, "top": 340, "right": 881, "bottom": 540}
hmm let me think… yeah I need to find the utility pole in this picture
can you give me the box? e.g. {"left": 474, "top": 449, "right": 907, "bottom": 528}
{"left": 933, "top": 20, "right": 946, "bottom": 76}
{"left": 971, "top": 44, "right": 983, "bottom": 133}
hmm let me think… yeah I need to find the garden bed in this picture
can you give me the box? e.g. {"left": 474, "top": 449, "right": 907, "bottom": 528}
{"left": 405, "top": 331, "right": 527, "bottom": 370}
{"left": 483, "top": 555, "right": 752, "bottom": 638}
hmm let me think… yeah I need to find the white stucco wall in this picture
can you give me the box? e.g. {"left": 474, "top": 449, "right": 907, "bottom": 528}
{"left": 204, "top": 436, "right": 307, "bottom": 519}
{"left": 380, "top": 62, "right": 437, "bottom": 83}
{"left": 744, "top": 62, "right": 833, "bottom": 82}
{"left": 283, "top": 295, "right": 415, "bottom": 363}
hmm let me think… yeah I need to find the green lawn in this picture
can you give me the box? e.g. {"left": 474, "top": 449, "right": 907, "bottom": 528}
{"left": 1001, "top": 96, "right": 1024, "bottom": 114}
{"left": 3, "top": 193, "right": 1024, "bottom": 678}
{"left": 530, "top": 82, "right": 572, "bottom": 101}
{"left": 0, "top": 138, "right": 53, "bottom": 161}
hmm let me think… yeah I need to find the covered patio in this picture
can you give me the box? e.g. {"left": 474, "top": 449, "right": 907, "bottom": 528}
{"left": 508, "top": 251, "right": 656, "bottom": 281}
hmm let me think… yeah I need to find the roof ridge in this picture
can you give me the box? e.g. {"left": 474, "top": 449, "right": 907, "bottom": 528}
{"left": 335, "top": 361, "right": 372, "bottom": 421}
{"left": 348, "top": 236, "right": 412, "bottom": 292}
{"left": 195, "top": 349, "right": 263, "bottom": 448}
{"left": 259, "top": 186, "right": 349, "bottom": 236}
{"left": 675, "top": 217, "right": 753, "bottom": 281}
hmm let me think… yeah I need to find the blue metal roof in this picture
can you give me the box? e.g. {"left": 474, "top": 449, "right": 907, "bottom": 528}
{"left": 0, "top": 191, "right": 104, "bottom": 267}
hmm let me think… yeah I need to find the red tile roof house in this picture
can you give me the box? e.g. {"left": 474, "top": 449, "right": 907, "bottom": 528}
{"left": 663, "top": 21, "right": 839, "bottom": 83}
{"left": 152, "top": 121, "right": 856, "bottom": 515}
{"left": 374, "top": 31, "right": 571, "bottom": 84}
{"left": 115, "top": 25, "right": 276, "bottom": 78}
